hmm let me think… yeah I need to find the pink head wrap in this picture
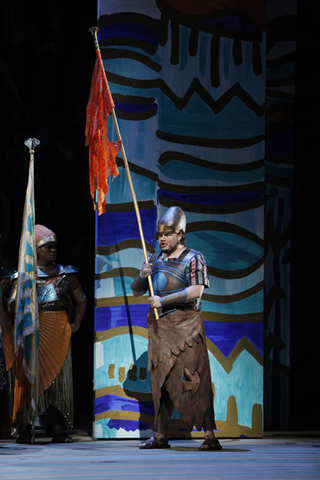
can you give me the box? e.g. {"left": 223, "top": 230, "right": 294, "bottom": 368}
{"left": 35, "top": 225, "right": 57, "bottom": 248}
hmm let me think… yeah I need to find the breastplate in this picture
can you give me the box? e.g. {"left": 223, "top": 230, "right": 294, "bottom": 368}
{"left": 150, "top": 249, "right": 196, "bottom": 297}
{"left": 37, "top": 276, "right": 71, "bottom": 311}
{"left": 36, "top": 264, "right": 77, "bottom": 311}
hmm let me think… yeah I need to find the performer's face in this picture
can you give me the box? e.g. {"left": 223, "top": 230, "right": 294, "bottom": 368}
{"left": 37, "top": 242, "right": 57, "bottom": 266}
{"left": 159, "top": 232, "right": 182, "bottom": 256}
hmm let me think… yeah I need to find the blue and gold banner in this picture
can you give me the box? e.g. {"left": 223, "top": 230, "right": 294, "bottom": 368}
{"left": 15, "top": 150, "right": 39, "bottom": 413}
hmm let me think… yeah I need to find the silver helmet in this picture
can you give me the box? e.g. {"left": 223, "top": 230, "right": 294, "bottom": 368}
{"left": 156, "top": 206, "right": 186, "bottom": 238}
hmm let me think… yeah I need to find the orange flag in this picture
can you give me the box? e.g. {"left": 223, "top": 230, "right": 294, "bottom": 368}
{"left": 85, "top": 48, "right": 122, "bottom": 215}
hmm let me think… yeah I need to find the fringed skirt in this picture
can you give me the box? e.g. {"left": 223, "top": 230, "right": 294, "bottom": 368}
{"left": 14, "top": 310, "right": 73, "bottom": 431}
{"left": 16, "top": 346, "right": 73, "bottom": 431}
{"left": 147, "top": 308, "right": 216, "bottom": 432}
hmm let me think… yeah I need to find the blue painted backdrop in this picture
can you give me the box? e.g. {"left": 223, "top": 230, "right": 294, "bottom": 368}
{"left": 93, "top": 0, "right": 265, "bottom": 438}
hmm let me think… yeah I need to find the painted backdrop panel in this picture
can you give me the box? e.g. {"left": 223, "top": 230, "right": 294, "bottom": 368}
{"left": 94, "top": 0, "right": 266, "bottom": 438}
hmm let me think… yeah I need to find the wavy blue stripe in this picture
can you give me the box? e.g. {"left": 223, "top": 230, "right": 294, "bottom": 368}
{"left": 158, "top": 188, "right": 264, "bottom": 205}
{"left": 99, "top": 23, "right": 158, "bottom": 46}
{"left": 107, "top": 419, "right": 152, "bottom": 432}
{"left": 104, "top": 418, "right": 205, "bottom": 433}
{"left": 96, "top": 276, "right": 137, "bottom": 297}
{"left": 95, "top": 305, "right": 149, "bottom": 332}
{"left": 204, "top": 320, "right": 263, "bottom": 357}
{"left": 201, "top": 290, "right": 263, "bottom": 315}
{"left": 108, "top": 169, "right": 156, "bottom": 204}
{"left": 95, "top": 307, "right": 263, "bottom": 356}
{"left": 115, "top": 102, "right": 158, "bottom": 113}
{"left": 157, "top": 160, "right": 264, "bottom": 183}
{"left": 112, "top": 276, "right": 137, "bottom": 297}
{"left": 186, "top": 231, "right": 263, "bottom": 272}
{"left": 97, "top": 208, "right": 157, "bottom": 247}
{"left": 94, "top": 394, "right": 154, "bottom": 416}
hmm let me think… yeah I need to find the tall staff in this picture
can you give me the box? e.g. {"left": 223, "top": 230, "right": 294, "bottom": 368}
{"left": 88, "top": 27, "right": 159, "bottom": 320}
{"left": 14, "top": 138, "right": 40, "bottom": 444}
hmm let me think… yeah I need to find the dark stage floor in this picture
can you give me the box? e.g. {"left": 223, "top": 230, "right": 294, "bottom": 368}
{"left": 1, "top": 416, "right": 319, "bottom": 480}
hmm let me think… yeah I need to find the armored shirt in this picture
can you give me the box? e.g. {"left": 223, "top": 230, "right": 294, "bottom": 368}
{"left": 14, "top": 263, "right": 77, "bottom": 430}
{"left": 36, "top": 264, "right": 78, "bottom": 312}
{"left": 148, "top": 248, "right": 209, "bottom": 314}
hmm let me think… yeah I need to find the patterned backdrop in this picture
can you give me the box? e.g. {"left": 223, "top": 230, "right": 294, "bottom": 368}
{"left": 93, "top": 0, "right": 266, "bottom": 438}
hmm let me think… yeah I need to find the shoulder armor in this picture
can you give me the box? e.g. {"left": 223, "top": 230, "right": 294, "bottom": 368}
{"left": 37, "top": 263, "right": 78, "bottom": 277}
{"left": 148, "top": 252, "right": 160, "bottom": 263}
{"left": 60, "top": 264, "right": 78, "bottom": 274}
{"left": 181, "top": 248, "right": 200, "bottom": 264}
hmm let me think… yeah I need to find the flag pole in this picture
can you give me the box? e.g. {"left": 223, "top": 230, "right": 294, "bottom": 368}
{"left": 24, "top": 137, "right": 40, "bottom": 444}
{"left": 89, "top": 27, "right": 159, "bottom": 320}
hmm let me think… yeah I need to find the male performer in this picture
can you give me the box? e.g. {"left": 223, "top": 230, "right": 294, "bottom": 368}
{"left": 8, "top": 225, "right": 86, "bottom": 443}
{"left": 131, "top": 207, "right": 221, "bottom": 451}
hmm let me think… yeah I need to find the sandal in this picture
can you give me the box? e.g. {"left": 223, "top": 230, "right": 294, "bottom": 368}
{"left": 139, "top": 436, "right": 171, "bottom": 449}
{"left": 52, "top": 432, "right": 73, "bottom": 443}
{"left": 198, "top": 437, "right": 222, "bottom": 451}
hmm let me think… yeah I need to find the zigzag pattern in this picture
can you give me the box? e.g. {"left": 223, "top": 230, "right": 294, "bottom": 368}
{"left": 94, "top": 0, "right": 265, "bottom": 439}
{"left": 106, "top": 71, "right": 265, "bottom": 116}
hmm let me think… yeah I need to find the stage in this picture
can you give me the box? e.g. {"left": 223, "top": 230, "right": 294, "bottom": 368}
{"left": 1, "top": 423, "right": 319, "bottom": 479}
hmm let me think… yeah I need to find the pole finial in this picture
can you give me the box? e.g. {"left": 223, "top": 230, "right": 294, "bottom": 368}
{"left": 89, "top": 27, "right": 100, "bottom": 50}
{"left": 24, "top": 138, "right": 40, "bottom": 154}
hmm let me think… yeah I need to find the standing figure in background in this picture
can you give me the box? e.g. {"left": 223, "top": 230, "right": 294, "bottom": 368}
{"left": 0, "top": 281, "right": 10, "bottom": 438}
{"left": 8, "top": 225, "right": 86, "bottom": 443}
{"left": 0, "top": 233, "right": 16, "bottom": 438}
{"left": 131, "top": 207, "right": 221, "bottom": 451}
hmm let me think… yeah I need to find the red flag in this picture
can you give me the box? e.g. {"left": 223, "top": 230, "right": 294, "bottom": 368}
{"left": 85, "top": 48, "right": 122, "bottom": 215}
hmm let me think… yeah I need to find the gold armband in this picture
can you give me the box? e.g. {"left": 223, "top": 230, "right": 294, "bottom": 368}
{"left": 71, "top": 285, "right": 86, "bottom": 304}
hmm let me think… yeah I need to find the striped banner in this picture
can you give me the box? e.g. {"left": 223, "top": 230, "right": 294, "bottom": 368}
{"left": 15, "top": 148, "right": 39, "bottom": 414}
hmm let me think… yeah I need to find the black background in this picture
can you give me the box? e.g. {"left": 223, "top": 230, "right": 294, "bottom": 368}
{"left": 0, "top": 0, "right": 97, "bottom": 419}
{"left": 0, "top": 1, "right": 319, "bottom": 430}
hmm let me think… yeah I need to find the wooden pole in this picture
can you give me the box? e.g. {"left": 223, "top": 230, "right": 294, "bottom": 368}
{"left": 89, "top": 27, "right": 159, "bottom": 320}
{"left": 24, "top": 138, "right": 40, "bottom": 444}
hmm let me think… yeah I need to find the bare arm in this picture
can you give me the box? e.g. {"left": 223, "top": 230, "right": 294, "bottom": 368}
{"left": 67, "top": 275, "right": 87, "bottom": 333}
